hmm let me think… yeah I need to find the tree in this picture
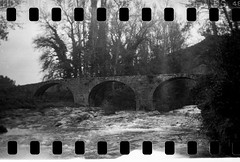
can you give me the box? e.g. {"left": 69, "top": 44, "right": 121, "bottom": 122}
{"left": 0, "top": 75, "right": 16, "bottom": 89}
{"left": 34, "top": 0, "right": 187, "bottom": 81}
{"left": 34, "top": 0, "right": 83, "bottom": 80}
{"left": 194, "top": 31, "right": 240, "bottom": 156}
{"left": 0, "top": 0, "right": 22, "bottom": 45}
{"left": 186, "top": 0, "right": 240, "bottom": 155}
{"left": 186, "top": 0, "right": 239, "bottom": 37}
{"left": 146, "top": 6, "right": 186, "bottom": 74}
{"left": 34, "top": 0, "right": 111, "bottom": 80}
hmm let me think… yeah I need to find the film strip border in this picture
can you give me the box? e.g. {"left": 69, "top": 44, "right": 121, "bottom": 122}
{"left": 6, "top": 140, "right": 240, "bottom": 156}
{"left": 4, "top": 7, "right": 240, "bottom": 22}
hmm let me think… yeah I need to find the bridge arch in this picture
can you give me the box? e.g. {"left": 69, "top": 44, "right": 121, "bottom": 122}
{"left": 34, "top": 82, "right": 74, "bottom": 102}
{"left": 88, "top": 80, "right": 136, "bottom": 110}
{"left": 34, "top": 83, "right": 59, "bottom": 97}
{"left": 151, "top": 77, "right": 197, "bottom": 112}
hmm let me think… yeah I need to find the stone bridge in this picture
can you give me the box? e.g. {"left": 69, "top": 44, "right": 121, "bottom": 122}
{"left": 16, "top": 74, "right": 204, "bottom": 110}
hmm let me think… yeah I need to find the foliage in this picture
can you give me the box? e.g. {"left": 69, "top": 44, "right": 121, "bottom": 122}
{"left": 0, "top": 83, "right": 76, "bottom": 111}
{"left": 0, "top": 89, "right": 37, "bottom": 110}
{"left": 0, "top": 0, "right": 22, "bottom": 45}
{"left": 33, "top": 0, "right": 187, "bottom": 81}
{"left": 0, "top": 75, "right": 16, "bottom": 89}
{"left": 186, "top": 0, "right": 239, "bottom": 36}
{"left": 194, "top": 31, "right": 240, "bottom": 156}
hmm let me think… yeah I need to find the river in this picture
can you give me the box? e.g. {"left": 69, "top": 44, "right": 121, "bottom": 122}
{"left": 0, "top": 105, "right": 209, "bottom": 159}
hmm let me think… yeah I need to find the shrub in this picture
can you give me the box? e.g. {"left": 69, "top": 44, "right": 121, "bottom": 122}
{"left": 194, "top": 32, "right": 240, "bottom": 156}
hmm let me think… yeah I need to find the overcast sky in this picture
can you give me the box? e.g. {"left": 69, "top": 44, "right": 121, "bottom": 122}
{"left": 0, "top": 0, "right": 204, "bottom": 85}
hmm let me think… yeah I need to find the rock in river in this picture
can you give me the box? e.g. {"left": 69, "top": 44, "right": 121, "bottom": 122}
{"left": 74, "top": 112, "right": 93, "bottom": 122}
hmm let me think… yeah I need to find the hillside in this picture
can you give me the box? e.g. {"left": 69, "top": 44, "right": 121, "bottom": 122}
{"left": 167, "top": 35, "right": 224, "bottom": 74}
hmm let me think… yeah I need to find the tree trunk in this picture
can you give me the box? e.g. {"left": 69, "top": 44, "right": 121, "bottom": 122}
{"left": 222, "top": 6, "right": 234, "bottom": 35}
{"left": 207, "top": 0, "right": 218, "bottom": 35}
{"left": 97, "top": 0, "right": 108, "bottom": 76}
{"left": 90, "top": 0, "right": 98, "bottom": 76}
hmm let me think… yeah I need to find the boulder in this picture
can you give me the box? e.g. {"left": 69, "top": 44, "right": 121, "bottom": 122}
{"left": 148, "top": 110, "right": 161, "bottom": 116}
{"left": 54, "top": 118, "right": 69, "bottom": 127}
{"left": 75, "top": 112, "right": 92, "bottom": 122}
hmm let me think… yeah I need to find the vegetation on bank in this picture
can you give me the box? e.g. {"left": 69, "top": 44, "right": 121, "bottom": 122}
{"left": 0, "top": 85, "right": 78, "bottom": 112}
{"left": 193, "top": 32, "right": 240, "bottom": 156}
{"left": 0, "top": 93, "right": 77, "bottom": 112}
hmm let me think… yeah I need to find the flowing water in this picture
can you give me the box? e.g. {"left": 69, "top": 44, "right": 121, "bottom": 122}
{"left": 0, "top": 105, "right": 209, "bottom": 159}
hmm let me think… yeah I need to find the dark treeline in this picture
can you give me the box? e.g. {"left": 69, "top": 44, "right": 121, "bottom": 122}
{"left": 185, "top": 0, "right": 240, "bottom": 156}
{"left": 0, "top": 75, "right": 15, "bottom": 89}
{"left": 194, "top": 32, "right": 240, "bottom": 156}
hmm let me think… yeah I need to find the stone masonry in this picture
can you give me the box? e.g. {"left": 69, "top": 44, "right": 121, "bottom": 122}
{"left": 16, "top": 74, "right": 203, "bottom": 110}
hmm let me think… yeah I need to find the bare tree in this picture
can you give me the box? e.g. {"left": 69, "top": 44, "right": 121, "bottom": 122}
{"left": 34, "top": 0, "right": 187, "bottom": 80}
{"left": 0, "top": 0, "right": 22, "bottom": 45}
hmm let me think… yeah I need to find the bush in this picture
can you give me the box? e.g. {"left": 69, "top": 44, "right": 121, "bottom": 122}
{"left": 194, "top": 32, "right": 240, "bottom": 156}
{"left": 0, "top": 84, "right": 76, "bottom": 111}
{"left": 0, "top": 95, "right": 37, "bottom": 111}
{"left": 0, "top": 75, "right": 16, "bottom": 89}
